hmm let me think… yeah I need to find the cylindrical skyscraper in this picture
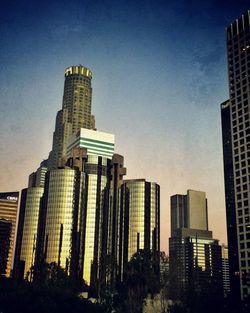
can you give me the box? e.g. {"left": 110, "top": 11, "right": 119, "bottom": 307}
{"left": 48, "top": 65, "right": 95, "bottom": 169}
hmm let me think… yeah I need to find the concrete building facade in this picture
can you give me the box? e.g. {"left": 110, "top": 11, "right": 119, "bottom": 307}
{"left": 221, "top": 11, "right": 250, "bottom": 299}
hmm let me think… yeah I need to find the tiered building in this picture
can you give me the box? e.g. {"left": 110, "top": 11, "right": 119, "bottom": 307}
{"left": 48, "top": 65, "right": 95, "bottom": 170}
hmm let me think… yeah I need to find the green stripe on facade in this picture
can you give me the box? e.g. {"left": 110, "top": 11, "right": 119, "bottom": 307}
{"left": 67, "top": 136, "right": 114, "bottom": 151}
{"left": 67, "top": 142, "right": 114, "bottom": 153}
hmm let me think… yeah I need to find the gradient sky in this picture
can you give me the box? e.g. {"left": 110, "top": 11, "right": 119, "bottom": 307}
{"left": 1, "top": 0, "right": 249, "bottom": 253}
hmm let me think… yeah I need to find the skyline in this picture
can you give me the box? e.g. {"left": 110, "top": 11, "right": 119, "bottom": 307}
{"left": 1, "top": 0, "right": 249, "bottom": 253}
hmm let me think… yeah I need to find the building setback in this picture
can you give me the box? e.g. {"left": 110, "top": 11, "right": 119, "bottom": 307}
{"left": 221, "top": 11, "right": 250, "bottom": 299}
{"left": 0, "top": 192, "right": 19, "bottom": 277}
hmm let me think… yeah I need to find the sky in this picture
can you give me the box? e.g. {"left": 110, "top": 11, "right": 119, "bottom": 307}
{"left": 0, "top": 0, "right": 250, "bottom": 253}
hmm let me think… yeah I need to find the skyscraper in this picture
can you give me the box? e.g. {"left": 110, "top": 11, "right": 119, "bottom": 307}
{"left": 221, "top": 11, "right": 250, "bottom": 299}
{"left": 221, "top": 100, "right": 240, "bottom": 299}
{"left": 14, "top": 160, "right": 48, "bottom": 279}
{"left": 14, "top": 64, "right": 160, "bottom": 298}
{"left": 119, "top": 179, "right": 160, "bottom": 280}
{"left": 169, "top": 190, "right": 223, "bottom": 301}
{"left": 48, "top": 65, "right": 95, "bottom": 169}
{"left": 0, "top": 192, "right": 19, "bottom": 277}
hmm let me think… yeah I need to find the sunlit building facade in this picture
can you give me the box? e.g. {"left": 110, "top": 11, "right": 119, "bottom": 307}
{"left": 48, "top": 65, "right": 95, "bottom": 169}
{"left": 35, "top": 148, "right": 123, "bottom": 289}
{"left": 42, "top": 169, "right": 81, "bottom": 270}
{"left": 119, "top": 179, "right": 160, "bottom": 278}
{"left": 19, "top": 187, "right": 45, "bottom": 279}
{"left": 0, "top": 192, "right": 19, "bottom": 277}
{"left": 221, "top": 11, "right": 250, "bottom": 299}
{"left": 82, "top": 155, "right": 111, "bottom": 286}
{"left": 67, "top": 128, "right": 115, "bottom": 159}
{"left": 14, "top": 160, "right": 48, "bottom": 279}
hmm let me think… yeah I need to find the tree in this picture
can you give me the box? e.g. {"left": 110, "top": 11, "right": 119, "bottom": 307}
{"left": 116, "top": 249, "right": 160, "bottom": 313}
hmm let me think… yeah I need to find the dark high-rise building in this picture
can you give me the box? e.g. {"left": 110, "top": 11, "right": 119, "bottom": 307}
{"left": 48, "top": 65, "right": 95, "bottom": 169}
{"left": 221, "top": 11, "right": 250, "bottom": 299}
{"left": 0, "top": 219, "right": 12, "bottom": 276}
{"left": 169, "top": 190, "right": 223, "bottom": 301}
{"left": 0, "top": 192, "right": 19, "bottom": 277}
{"left": 221, "top": 99, "right": 240, "bottom": 299}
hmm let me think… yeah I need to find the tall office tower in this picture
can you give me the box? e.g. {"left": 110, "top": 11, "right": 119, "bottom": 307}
{"left": 19, "top": 187, "right": 44, "bottom": 280}
{"left": 221, "top": 244, "right": 230, "bottom": 297}
{"left": 169, "top": 190, "right": 223, "bottom": 301}
{"left": 221, "top": 99, "right": 240, "bottom": 299}
{"left": 102, "top": 154, "right": 126, "bottom": 288}
{"left": 221, "top": 11, "right": 250, "bottom": 299}
{"left": 119, "top": 179, "right": 160, "bottom": 279}
{"left": 0, "top": 192, "right": 19, "bottom": 277}
{"left": 35, "top": 148, "right": 88, "bottom": 280}
{"left": 48, "top": 65, "right": 95, "bottom": 169}
{"left": 67, "top": 128, "right": 116, "bottom": 286}
{"left": 14, "top": 161, "right": 48, "bottom": 279}
{"left": 82, "top": 154, "right": 112, "bottom": 286}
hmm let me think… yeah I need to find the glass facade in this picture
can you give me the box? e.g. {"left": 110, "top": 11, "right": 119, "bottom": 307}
{"left": 83, "top": 155, "right": 109, "bottom": 285}
{"left": 20, "top": 187, "right": 44, "bottom": 279}
{"left": 44, "top": 169, "right": 77, "bottom": 270}
{"left": 120, "top": 180, "right": 160, "bottom": 266}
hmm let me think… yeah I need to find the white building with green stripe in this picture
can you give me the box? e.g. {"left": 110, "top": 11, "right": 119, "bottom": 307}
{"left": 67, "top": 128, "right": 115, "bottom": 159}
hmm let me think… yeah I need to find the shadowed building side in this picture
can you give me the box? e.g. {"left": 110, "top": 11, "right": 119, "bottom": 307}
{"left": 0, "top": 192, "right": 19, "bottom": 277}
